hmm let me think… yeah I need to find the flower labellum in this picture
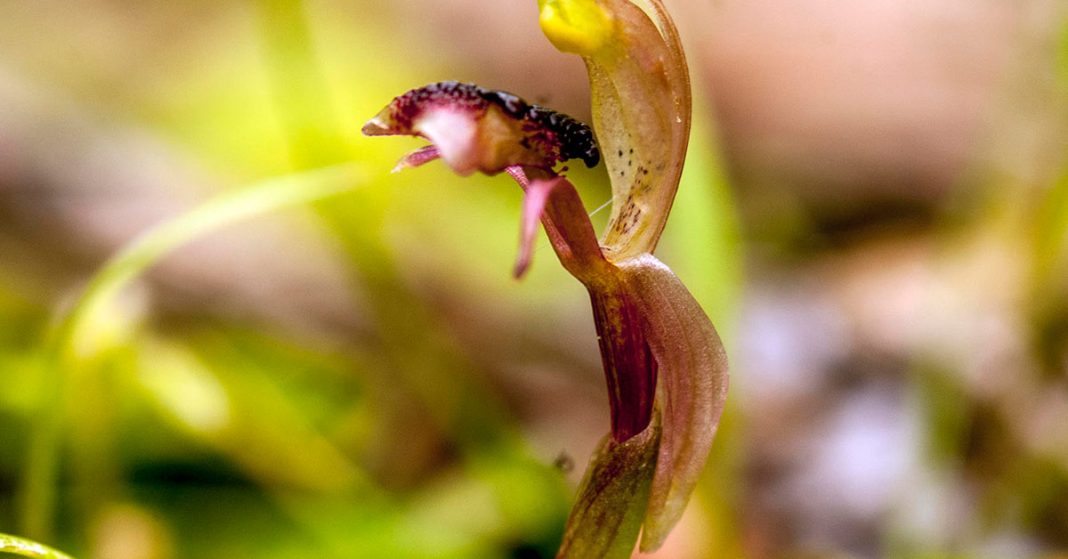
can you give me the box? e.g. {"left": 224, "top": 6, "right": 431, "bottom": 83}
{"left": 363, "top": 81, "right": 599, "bottom": 175}
{"left": 362, "top": 1, "right": 728, "bottom": 556}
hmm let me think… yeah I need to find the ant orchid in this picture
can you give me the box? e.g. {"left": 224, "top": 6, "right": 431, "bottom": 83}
{"left": 363, "top": 0, "right": 728, "bottom": 556}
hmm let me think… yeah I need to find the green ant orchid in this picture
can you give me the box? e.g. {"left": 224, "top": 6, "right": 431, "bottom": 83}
{"left": 363, "top": 0, "right": 728, "bottom": 556}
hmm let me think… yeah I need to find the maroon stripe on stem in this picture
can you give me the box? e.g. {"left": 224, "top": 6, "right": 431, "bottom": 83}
{"left": 590, "top": 280, "right": 657, "bottom": 442}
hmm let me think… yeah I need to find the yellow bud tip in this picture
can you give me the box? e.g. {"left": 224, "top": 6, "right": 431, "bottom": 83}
{"left": 537, "top": 0, "right": 614, "bottom": 55}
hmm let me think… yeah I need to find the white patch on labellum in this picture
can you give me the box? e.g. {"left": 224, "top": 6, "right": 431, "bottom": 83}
{"left": 415, "top": 108, "right": 479, "bottom": 176}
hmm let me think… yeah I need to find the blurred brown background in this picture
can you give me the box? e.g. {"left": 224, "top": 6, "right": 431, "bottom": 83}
{"left": 1, "top": 1, "right": 1066, "bottom": 558}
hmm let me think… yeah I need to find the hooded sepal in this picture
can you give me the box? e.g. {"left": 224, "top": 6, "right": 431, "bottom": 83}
{"left": 538, "top": 0, "right": 692, "bottom": 259}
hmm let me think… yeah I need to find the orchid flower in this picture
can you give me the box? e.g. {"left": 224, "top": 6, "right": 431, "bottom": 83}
{"left": 362, "top": 0, "right": 728, "bottom": 556}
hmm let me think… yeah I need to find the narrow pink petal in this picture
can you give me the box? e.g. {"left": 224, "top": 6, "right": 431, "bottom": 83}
{"left": 617, "top": 254, "right": 729, "bottom": 551}
{"left": 505, "top": 165, "right": 532, "bottom": 189}
{"left": 392, "top": 145, "right": 441, "bottom": 173}
{"left": 506, "top": 167, "right": 611, "bottom": 283}
{"left": 514, "top": 174, "right": 560, "bottom": 278}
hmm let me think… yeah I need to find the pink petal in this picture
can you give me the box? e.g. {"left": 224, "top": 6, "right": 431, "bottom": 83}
{"left": 392, "top": 145, "right": 441, "bottom": 173}
{"left": 513, "top": 173, "right": 560, "bottom": 278}
{"left": 506, "top": 167, "right": 611, "bottom": 282}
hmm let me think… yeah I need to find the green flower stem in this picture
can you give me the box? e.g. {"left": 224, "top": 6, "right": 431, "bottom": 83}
{"left": 19, "top": 163, "right": 366, "bottom": 541}
{"left": 0, "top": 533, "right": 74, "bottom": 559}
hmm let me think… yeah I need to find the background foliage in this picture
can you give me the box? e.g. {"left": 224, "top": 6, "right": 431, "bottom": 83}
{"left": 0, "top": 1, "right": 1066, "bottom": 558}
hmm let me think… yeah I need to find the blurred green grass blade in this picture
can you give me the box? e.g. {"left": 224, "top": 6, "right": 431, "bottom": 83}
{"left": 20, "top": 162, "right": 367, "bottom": 541}
{"left": 660, "top": 98, "right": 743, "bottom": 333}
{"left": 1035, "top": 15, "right": 1068, "bottom": 287}
{"left": 0, "top": 533, "right": 74, "bottom": 559}
{"left": 62, "top": 162, "right": 365, "bottom": 351}
{"left": 1033, "top": 170, "right": 1068, "bottom": 285}
{"left": 136, "top": 334, "right": 370, "bottom": 494}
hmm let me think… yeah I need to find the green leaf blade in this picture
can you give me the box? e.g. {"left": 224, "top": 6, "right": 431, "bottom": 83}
{"left": 0, "top": 533, "right": 74, "bottom": 559}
